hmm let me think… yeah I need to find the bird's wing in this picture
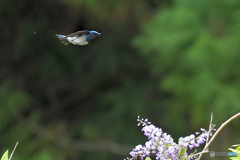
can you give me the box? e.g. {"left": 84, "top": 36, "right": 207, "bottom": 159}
{"left": 65, "top": 30, "right": 89, "bottom": 38}
{"left": 56, "top": 34, "right": 71, "bottom": 45}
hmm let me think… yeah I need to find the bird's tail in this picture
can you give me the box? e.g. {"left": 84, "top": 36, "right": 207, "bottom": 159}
{"left": 56, "top": 34, "right": 70, "bottom": 45}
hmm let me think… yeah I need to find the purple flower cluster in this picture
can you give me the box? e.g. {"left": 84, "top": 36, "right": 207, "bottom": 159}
{"left": 179, "top": 128, "right": 210, "bottom": 150}
{"left": 127, "top": 116, "right": 214, "bottom": 160}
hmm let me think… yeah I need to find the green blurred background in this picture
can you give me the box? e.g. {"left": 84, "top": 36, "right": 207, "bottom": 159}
{"left": 0, "top": 0, "right": 239, "bottom": 160}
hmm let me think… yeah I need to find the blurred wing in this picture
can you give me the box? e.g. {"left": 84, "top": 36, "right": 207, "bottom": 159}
{"left": 65, "top": 30, "right": 89, "bottom": 37}
{"left": 56, "top": 34, "right": 71, "bottom": 45}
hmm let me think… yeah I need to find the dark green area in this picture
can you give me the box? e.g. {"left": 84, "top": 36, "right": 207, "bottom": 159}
{"left": 0, "top": 0, "right": 239, "bottom": 160}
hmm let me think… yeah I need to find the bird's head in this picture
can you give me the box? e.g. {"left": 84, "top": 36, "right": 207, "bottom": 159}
{"left": 90, "top": 31, "right": 101, "bottom": 36}
{"left": 86, "top": 31, "right": 101, "bottom": 42}
{"left": 90, "top": 31, "right": 101, "bottom": 37}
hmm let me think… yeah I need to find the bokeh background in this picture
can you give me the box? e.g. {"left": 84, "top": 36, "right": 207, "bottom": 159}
{"left": 0, "top": 0, "right": 239, "bottom": 160}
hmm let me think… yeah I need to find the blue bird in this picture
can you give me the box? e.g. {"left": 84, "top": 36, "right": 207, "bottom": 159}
{"left": 56, "top": 30, "right": 101, "bottom": 45}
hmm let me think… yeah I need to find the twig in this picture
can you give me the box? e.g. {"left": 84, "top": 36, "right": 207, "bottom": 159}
{"left": 196, "top": 113, "right": 213, "bottom": 159}
{"left": 9, "top": 142, "right": 18, "bottom": 160}
{"left": 207, "top": 113, "right": 213, "bottom": 143}
{"left": 189, "top": 150, "right": 209, "bottom": 159}
{"left": 197, "top": 112, "right": 240, "bottom": 160}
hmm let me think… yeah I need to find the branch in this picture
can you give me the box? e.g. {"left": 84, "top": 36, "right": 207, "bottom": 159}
{"left": 189, "top": 150, "right": 209, "bottom": 159}
{"left": 9, "top": 142, "right": 18, "bottom": 160}
{"left": 27, "top": 122, "right": 132, "bottom": 155}
{"left": 65, "top": 140, "right": 132, "bottom": 155}
{"left": 17, "top": 113, "right": 132, "bottom": 156}
{"left": 197, "top": 112, "right": 240, "bottom": 159}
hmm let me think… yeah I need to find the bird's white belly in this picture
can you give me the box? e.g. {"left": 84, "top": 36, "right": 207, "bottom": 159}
{"left": 67, "top": 36, "right": 88, "bottom": 45}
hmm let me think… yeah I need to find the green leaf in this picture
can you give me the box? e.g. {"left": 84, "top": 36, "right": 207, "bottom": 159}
{"left": 236, "top": 146, "right": 240, "bottom": 151}
{"left": 228, "top": 147, "right": 240, "bottom": 160}
{"left": 229, "top": 147, "right": 240, "bottom": 154}
{"left": 229, "top": 148, "right": 236, "bottom": 152}
{"left": 1, "top": 150, "right": 8, "bottom": 160}
{"left": 229, "top": 157, "right": 240, "bottom": 160}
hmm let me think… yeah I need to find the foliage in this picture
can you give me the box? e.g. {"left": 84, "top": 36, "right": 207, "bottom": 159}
{"left": 0, "top": 0, "right": 163, "bottom": 160}
{"left": 0, "top": 0, "right": 239, "bottom": 160}
{"left": 228, "top": 145, "right": 240, "bottom": 160}
{"left": 1, "top": 151, "right": 8, "bottom": 160}
{"left": 133, "top": 0, "right": 240, "bottom": 127}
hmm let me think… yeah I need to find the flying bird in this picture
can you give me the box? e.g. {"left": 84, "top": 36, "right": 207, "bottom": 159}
{"left": 56, "top": 30, "right": 101, "bottom": 45}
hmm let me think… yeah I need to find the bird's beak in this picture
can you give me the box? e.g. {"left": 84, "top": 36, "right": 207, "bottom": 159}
{"left": 97, "top": 33, "right": 101, "bottom": 36}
